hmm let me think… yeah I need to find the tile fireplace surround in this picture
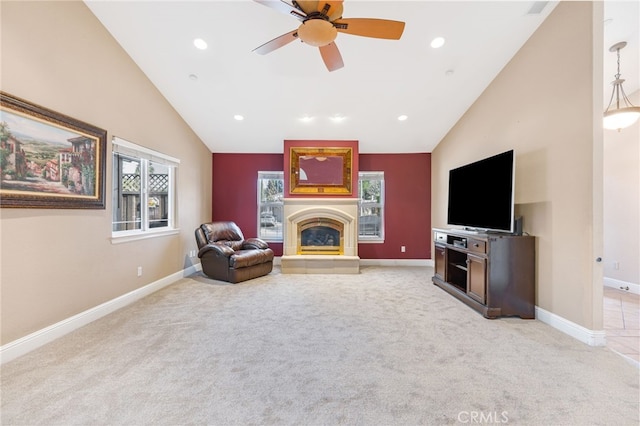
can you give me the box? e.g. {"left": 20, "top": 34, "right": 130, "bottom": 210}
{"left": 281, "top": 198, "right": 360, "bottom": 274}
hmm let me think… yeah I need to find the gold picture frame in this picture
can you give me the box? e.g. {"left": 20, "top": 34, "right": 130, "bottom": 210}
{"left": 290, "top": 147, "right": 352, "bottom": 194}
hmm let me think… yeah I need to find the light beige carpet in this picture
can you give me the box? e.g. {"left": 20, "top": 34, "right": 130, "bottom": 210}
{"left": 1, "top": 266, "right": 638, "bottom": 425}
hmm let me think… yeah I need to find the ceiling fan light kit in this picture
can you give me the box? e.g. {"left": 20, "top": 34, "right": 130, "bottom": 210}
{"left": 297, "top": 19, "right": 337, "bottom": 46}
{"left": 603, "top": 41, "right": 640, "bottom": 131}
{"left": 253, "top": 0, "right": 405, "bottom": 72}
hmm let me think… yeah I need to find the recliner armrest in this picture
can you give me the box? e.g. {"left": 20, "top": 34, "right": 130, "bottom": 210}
{"left": 198, "top": 243, "right": 235, "bottom": 258}
{"left": 242, "top": 238, "right": 269, "bottom": 250}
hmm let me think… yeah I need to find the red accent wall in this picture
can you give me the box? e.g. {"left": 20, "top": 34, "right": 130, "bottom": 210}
{"left": 212, "top": 153, "right": 284, "bottom": 256}
{"left": 358, "top": 153, "right": 431, "bottom": 260}
{"left": 211, "top": 152, "right": 431, "bottom": 259}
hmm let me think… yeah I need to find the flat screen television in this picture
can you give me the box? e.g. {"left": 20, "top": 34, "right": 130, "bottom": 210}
{"left": 447, "top": 150, "right": 515, "bottom": 233}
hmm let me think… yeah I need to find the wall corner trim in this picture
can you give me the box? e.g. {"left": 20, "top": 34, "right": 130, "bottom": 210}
{"left": 0, "top": 263, "right": 202, "bottom": 365}
{"left": 535, "top": 306, "right": 607, "bottom": 347}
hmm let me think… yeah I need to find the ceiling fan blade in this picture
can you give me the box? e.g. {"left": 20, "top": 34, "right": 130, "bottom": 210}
{"left": 319, "top": 42, "right": 344, "bottom": 72}
{"left": 293, "top": 1, "right": 318, "bottom": 15}
{"left": 253, "top": 0, "right": 306, "bottom": 21}
{"left": 334, "top": 18, "right": 405, "bottom": 40}
{"left": 253, "top": 29, "right": 299, "bottom": 55}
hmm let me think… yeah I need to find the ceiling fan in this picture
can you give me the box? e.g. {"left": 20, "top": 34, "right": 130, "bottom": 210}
{"left": 252, "top": 0, "right": 405, "bottom": 72}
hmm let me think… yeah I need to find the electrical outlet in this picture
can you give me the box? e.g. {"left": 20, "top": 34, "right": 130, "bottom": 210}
{"left": 401, "top": 246, "right": 406, "bottom": 253}
{"left": 137, "top": 266, "right": 143, "bottom": 277}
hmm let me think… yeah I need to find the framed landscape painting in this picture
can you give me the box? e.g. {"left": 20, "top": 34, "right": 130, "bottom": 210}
{"left": 0, "top": 92, "right": 106, "bottom": 209}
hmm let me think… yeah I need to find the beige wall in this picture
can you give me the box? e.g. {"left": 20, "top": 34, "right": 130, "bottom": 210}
{"left": 431, "top": 2, "right": 604, "bottom": 329}
{"left": 1, "top": 1, "right": 212, "bottom": 344}
{"left": 603, "top": 90, "right": 640, "bottom": 287}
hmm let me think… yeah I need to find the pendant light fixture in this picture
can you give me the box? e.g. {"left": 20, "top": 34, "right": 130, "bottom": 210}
{"left": 603, "top": 41, "right": 640, "bottom": 131}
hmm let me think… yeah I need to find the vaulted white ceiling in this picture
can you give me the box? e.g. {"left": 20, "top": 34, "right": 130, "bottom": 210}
{"left": 85, "top": 1, "right": 639, "bottom": 154}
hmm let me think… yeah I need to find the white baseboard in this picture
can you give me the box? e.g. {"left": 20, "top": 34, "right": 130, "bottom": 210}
{"left": 535, "top": 306, "right": 607, "bottom": 347}
{"left": 4, "top": 261, "right": 607, "bottom": 366}
{"left": 604, "top": 277, "right": 640, "bottom": 295}
{"left": 273, "top": 257, "right": 433, "bottom": 268}
{"left": 360, "top": 259, "right": 433, "bottom": 267}
{"left": 0, "top": 263, "right": 202, "bottom": 365}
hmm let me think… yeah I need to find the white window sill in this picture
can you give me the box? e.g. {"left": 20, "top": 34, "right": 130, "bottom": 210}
{"left": 111, "top": 228, "right": 180, "bottom": 245}
{"left": 358, "top": 239, "right": 385, "bottom": 244}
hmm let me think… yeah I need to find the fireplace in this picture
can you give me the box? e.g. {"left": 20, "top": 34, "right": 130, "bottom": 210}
{"left": 281, "top": 198, "right": 360, "bottom": 274}
{"left": 298, "top": 218, "right": 343, "bottom": 255}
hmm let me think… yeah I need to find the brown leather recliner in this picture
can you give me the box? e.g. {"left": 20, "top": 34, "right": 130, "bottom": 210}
{"left": 195, "top": 221, "right": 274, "bottom": 283}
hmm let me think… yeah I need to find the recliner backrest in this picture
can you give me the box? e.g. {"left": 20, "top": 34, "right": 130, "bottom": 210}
{"left": 200, "top": 222, "right": 245, "bottom": 244}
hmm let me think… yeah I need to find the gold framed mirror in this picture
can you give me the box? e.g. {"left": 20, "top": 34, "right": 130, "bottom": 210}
{"left": 289, "top": 147, "right": 352, "bottom": 194}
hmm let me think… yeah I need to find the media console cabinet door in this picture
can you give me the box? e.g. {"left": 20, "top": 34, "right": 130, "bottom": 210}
{"left": 434, "top": 245, "right": 446, "bottom": 280}
{"left": 467, "top": 253, "right": 486, "bottom": 304}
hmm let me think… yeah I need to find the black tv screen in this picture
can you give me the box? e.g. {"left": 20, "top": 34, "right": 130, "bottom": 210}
{"left": 447, "top": 150, "right": 515, "bottom": 233}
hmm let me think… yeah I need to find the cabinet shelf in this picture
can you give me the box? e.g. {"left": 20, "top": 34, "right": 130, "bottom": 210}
{"left": 451, "top": 263, "right": 468, "bottom": 272}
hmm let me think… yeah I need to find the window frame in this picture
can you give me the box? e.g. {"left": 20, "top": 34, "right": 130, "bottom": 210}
{"left": 358, "top": 171, "right": 385, "bottom": 242}
{"left": 257, "top": 171, "right": 284, "bottom": 243}
{"left": 111, "top": 137, "right": 180, "bottom": 243}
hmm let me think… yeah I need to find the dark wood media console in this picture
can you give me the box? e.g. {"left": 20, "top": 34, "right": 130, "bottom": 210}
{"left": 432, "top": 228, "right": 535, "bottom": 319}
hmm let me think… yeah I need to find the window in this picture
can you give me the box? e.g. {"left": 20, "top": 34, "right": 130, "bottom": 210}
{"left": 358, "top": 171, "right": 384, "bottom": 241}
{"left": 255, "top": 170, "right": 383, "bottom": 242}
{"left": 257, "top": 171, "right": 284, "bottom": 242}
{"left": 112, "top": 137, "right": 179, "bottom": 240}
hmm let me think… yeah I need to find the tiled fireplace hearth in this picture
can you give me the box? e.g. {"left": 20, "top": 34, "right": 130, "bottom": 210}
{"left": 281, "top": 198, "right": 360, "bottom": 274}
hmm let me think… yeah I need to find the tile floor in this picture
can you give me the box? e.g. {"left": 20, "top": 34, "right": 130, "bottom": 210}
{"left": 603, "top": 286, "right": 640, "bottom": 364}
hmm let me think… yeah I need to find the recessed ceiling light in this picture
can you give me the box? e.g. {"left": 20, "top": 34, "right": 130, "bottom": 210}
{"left": 193, "top": 38, "right": 208, "bottom": 50}
{"left": 398, "top": 115, "right": 408, "bottom": 121}
{"left": 189, "top": 74, "right": 198, "bottom": 81}
{"left": 299, "top": 115, "right": 314, "bottom": 123}
{"left": 445, "top": 69, "right": 454, "bottom": 76}
{"left": 233, "top": 115, "right": 244, "bottom": 121}
{"left": 330, "top": 114, "right": 346, "bottom": 123}
{"left": 430, "top": 37, "right": 445, "bottom": 49}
